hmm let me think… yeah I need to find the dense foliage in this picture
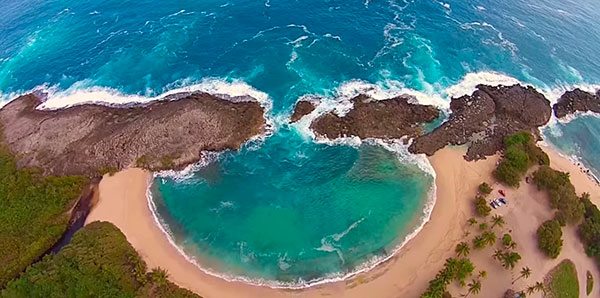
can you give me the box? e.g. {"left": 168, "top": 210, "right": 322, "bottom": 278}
{"left": 478, "top": 183, "right": 492, "bottom": 195}
{"left": 475, "top": 196, "right": 491, "bottom": 217}
{"left": 421, "top": 258, "right": 475, "bottom": 298}
{"left": 493, "top": 132, "right": 549, "bottom": 187}
{"left": 533, "top": 166, "right": 585, "bottom": 226}
{"left": 1, "top": 221, "right": 199, "bottom": 298}
{"left": 579, "top": 195, "right": 600, "bottom": 268}
{"left": 545, "top": 260, "right": 579, "bottom": 298}
{"left": 0, "top": 144, "right": 88, "bottom": 287}
{"left": 537, "top": 220, "right": 563, "bottom": 259}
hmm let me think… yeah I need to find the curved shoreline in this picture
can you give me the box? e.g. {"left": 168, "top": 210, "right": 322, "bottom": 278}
{"left": 86, "top": 146, "right": 505, "bottom": 298}
{"left": 145, "top": 168, "right": 438, "bottom": 290}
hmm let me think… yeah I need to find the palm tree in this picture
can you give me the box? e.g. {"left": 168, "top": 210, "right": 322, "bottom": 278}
{"left": 526, "top": 285, "right": 536, "bottom": 295}
{"left": 533, "top": 281, "right": 545, "bottom": 294}
{"left": 482, "top": 231, "right": 496, "bottom": 247}
{"left": 493, "top": 249, "right": 504, "bottom": 261}
{"left": 150, "top": 267, "right": 169, "bottom": 286}
{"left": 473, "top": 236, "right": 486, "bottom": 249}
{"left": 455, "top": 242, "right": 470, "bottom": 257}
{"left": 512, "top": 266, "right": 531, "bottom": 284}
{"left": 501, "top": 252, "right": 521, "bottom": 270}
{"left": 478, "top": 270, "right": 487, "bottom": 279}
{"left": 491, "top": 214, "right": 505, "bottom": 229}
{"left": 463, "top": 279, "right": 481, "bottom": 297}
{"left": 467, "top": 218, "right": 478, "bottom": 226}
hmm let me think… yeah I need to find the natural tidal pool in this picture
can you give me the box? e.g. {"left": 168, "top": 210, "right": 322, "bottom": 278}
{"left": 150, "top": 128, "right": 434, "bottom": 286}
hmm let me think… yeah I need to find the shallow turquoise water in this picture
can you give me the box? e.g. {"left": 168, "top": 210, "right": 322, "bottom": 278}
{"left": 1, "top": 0, "right": 600, "bottom": 287}
{"left": 151, "top": 130, "right": 433, "bottom": 284}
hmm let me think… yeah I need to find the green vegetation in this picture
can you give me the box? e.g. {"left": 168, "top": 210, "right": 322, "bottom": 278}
{"left": 491, "top": 214, "right": 505, "bottom": 229}
{"left": 479, "top": 223, "right": 488, "bottom": 230}
{"left": 478, "top": 182, "right": 492, "bottom": 195}
{"left": 455, "top": 242, "right": 470, "bottom": 257}
{"left": 545, "top": 259, "right": 579, "bottom": 298}
{"left": 473, "top": 231, "right": 496, "bottom": 249}
{"left": 467, "top": 218, "right": 478, "bottom": 226}
{"left": 475, "top": 196, "right": 491, "bottom": 217}
{"left": 578, "top": 194, "right": 600, "bottom": 267}
{"left": 421, "top": 258, "right": 475, "bottom": 298}
{"left": 1, "top": 221, "right": 199, "bottom": 298}
{"left": 97, "top": 166, "right": 119, "bottom": 176}
{"left": 537, "top": 219, "right": 563, "bottom": 259}
{"left": 586, "top": 270, "right": 593, "bottom": 296}
{"left": 493, "top": 132, "right": 549, "bottom": 187}
{"left": 501, "top": 233, "right": 517, "bottom": 250}
{"left": 512, "top": 267, "right": 532, "bottom": 284}
{"left": 135, "top": 155, "right": 148, "bottom": 168}
{"left": 0, "top": 145, "right": 88, "bottom": 287}
{"left": 533, "top": 166, "right": 585, "bottom": 225}
{"left": 493, "top": 250, "right": 521, "bottom": 270}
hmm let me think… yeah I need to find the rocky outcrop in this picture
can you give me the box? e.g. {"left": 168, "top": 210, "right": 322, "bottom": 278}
{"left": 290, "top": 100, "right": 316, "bottom": 123}
{"left": 409, "top": 84, "right": 552, "bottom": 160}
{"left": 0, "top": 92, "right": 266, "bottom": 176}
{"left": 553, "top": 88, "right": 600, "bottom": 118}
{"left": 309, "top": 94, "right": 440, "bottom": 140}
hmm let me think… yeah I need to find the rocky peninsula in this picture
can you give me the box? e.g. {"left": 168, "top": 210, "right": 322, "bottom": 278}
{"left": 0, "top": 92, "right": 266, "bottom": 176}
{"left": 553, "top": 88, "right": 600, "bottom": 118}
{"left": 306, "top": 94, "right": 440, "bottom": 140}
{"left": 409, "top": 84, "right": 552, "bottom": 160}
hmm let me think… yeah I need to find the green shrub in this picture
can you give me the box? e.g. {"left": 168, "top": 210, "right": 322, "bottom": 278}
{"left": 2, "top": 222, "right": 199, "bottom": 298}
{"left": 494, "top": 132, "right": 549, "bottom": 187}
{"left": 537, "top": 220, "right": 563, "bottom": 259}
{"left": 475, "top": 196, "right": 491, "bottom": 217}
{"left": 478, "top": 183, "right": 492, "bottom": 195}
{"left": 534, "top": 166, "right": 584, "bottom": 225}
{"left": 579, "top": 195, "right": 600, "bottom": 268}
{"left": 0, "top": 145, "right": 88, "bottom": 287}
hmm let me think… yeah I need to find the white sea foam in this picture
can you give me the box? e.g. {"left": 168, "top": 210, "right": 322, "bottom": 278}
{"left": 38, "top": 77, "right": 273, "bottom": 112}
{"left": 445, "top": 71, "right": 523, "bottom": 98}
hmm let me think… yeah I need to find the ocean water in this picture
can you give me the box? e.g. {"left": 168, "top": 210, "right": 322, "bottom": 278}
{"left": 1, "top": 0, "right": 600, "bottom": 288}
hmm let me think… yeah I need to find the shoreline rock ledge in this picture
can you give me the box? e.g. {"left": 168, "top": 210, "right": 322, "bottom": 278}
{"left": 553, "top": 88, "right": 600, "bottom": 118}
{"left": 303, "top": 94, "right": 440, "bottom": 140}
{"left": 0, "top": 92, "right": 266, "bottom": 176}
{"left": 409, "top": 84, "right": 552, "bottom": 160}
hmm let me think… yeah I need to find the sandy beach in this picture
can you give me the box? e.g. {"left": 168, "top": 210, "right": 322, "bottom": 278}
{"left": 85, "top": 145, "right": 600, "bottom": 298}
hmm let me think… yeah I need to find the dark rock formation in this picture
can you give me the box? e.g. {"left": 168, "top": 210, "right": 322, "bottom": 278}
{"left": 553, "top": 88, "right": 600, "bottom": 118}
{"left": 290, "top": 100, "right": 316, "bottom": 123}
{"left": 409, "top": 84, "right": 552, "bottom": 160}
{"left": 0, "top": 92, "right": 266, "bottom": 176}
{"left": 309, "top": 94, "right": 440, "bottom": 140}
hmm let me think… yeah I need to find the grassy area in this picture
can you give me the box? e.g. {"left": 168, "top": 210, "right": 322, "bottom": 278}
{"left": 545, "top": 259, "right": 579, "bottom": 298}
{"left": 586, "top": 270, "right": 593, "bottom": 296}
{"left": 1, "top": 221, "right": 199, "bottom": 298}
{"left": 0, "top": 144, "right": 88, "bottom": 287}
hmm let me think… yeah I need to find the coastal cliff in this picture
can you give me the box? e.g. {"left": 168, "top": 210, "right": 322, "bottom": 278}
{"left": 553, "top": 88, "right": 600, "bottom": 118}
{"left": 0, "top": 92, "right": 266, "bottom": 176}
{"left": 409, "top": 84, "right": 552, "bottom": 160}
{"left": 307, "top": 94, "right": 440, "bottom": 140}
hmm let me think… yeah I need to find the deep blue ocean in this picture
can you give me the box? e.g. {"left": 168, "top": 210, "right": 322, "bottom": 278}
{"left": 1, "top": 0, "right": 600, "bottom": 287}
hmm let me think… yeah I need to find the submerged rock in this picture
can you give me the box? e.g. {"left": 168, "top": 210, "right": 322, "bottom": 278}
{"left": 290, "top": 100, "right": 316, "bottom": 123}
{"left": 0, "top": 92, "right": 266, "bottom": 176}
{"left": 553, "top": 88, "right": 600, "bottom": 118}
{"left": 409, "top": 84, "right": 552, "bottom": 160}
{"left": 309, "top": 94, "right": 440, "bottom": 140}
